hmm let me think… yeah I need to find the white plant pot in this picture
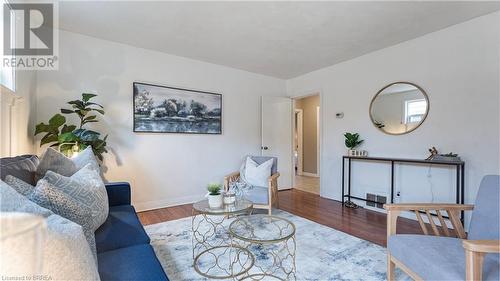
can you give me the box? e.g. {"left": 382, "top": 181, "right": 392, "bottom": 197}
{"left": 208, "top": 194, "right": 223, "bottom": 208}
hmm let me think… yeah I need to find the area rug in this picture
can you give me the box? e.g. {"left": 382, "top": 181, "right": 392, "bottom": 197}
{"left": 145, "top": 210, "right": 409, "bottom": 280}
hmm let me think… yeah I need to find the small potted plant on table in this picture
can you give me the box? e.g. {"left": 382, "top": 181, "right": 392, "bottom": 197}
{"left": 207, "top": 183, "right": 223, "bottom": 208}
{"left": 344, "top": 132, "right": 365, "bottom": 156}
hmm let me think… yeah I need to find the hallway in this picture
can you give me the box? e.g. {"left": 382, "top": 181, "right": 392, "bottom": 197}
{"left": 294, "top": 175, "right": 320, "bottom": 194}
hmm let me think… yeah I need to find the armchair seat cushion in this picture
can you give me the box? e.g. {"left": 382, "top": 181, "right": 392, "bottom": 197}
{"left": 244, "top": 186, "right": 269, "bottom": 205}
{"left": 95, "top": 205, "right": 150, "bottom": 253}
{"left": 388, "top": 234, "right": 500, "bottom": 281}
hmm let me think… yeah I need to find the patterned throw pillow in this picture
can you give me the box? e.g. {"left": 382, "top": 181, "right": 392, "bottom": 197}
{"left": 29, "top": 179, "right": 98, "bottom": 260}
{"left": 1, "top": 181, "right": 100, "bottom": 280}
{"left": 4, "top": 175, "right": 36, "bottom": 197}
{"left": 36, "top": 148, "right": 78, "bottom": 182}
{"left": 42, "top": 164, "right": 109, "bottom": 231}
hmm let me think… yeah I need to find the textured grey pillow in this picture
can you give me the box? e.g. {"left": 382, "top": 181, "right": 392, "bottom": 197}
{"left": 43, "top": 164, "right": 109, "bottom": 230}
{"left": 29, "top": 179, "right": 97, "bottom": 260}
{"left": 36, "top": 147, "right": 102, "bottom": 182}
{"left": 36, "top": 148, "right": 78, "bottom": 181}
{"left": 4, "top": 175, "right": 36, "bottom": 197}
{"left": 0, "top": 181, "right": 100, "bottom": 280}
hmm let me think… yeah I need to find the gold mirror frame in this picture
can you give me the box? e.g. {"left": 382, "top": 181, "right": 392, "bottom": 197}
{"left": 369, "top": 81, "right": 429, "bottom": 135}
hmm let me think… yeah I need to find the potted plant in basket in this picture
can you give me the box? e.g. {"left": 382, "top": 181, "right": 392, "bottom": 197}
{"left": 207, "top": 183, "right": 223, "bottom": 208}
{"left": 344, "top": 132, "right": 364, "bottom": 156}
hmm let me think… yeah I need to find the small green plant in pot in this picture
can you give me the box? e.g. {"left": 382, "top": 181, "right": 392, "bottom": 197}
{"left": 344, "top": 132, "right": 364, "bottom": 156}
{"left": 207, "top": 183, "right": 223, "bottom": 208}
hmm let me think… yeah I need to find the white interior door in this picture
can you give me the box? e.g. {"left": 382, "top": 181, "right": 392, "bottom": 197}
{"left": 261, "top": 96, "right": 292, "bottom": 190}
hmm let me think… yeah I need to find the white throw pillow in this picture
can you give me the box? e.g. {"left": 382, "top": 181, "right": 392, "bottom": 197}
{"left": 244, "top": 157, "right": 273, "bottom": 187}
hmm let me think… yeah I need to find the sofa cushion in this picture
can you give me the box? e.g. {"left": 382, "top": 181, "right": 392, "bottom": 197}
{"left": 388, "top": 234, "right": 500, "bottom": 281}
{"left": 97, "top": 244, "right": 168, "bottom": 281}
{"left": 244, "top": 186, "right": 269, "bottom": 205}
{"left": 0, "top": 155, "right": 39, "bottom": 185}
{"left": 95, "top": 205, "right": 150, "bottom": 253}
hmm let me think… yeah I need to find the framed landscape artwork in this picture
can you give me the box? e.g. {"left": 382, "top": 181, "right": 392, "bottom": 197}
{"left": 133, "top": 82, "right": 222, "bottom": 134}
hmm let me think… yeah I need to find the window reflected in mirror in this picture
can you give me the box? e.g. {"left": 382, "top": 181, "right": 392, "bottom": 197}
{"left": 370, "top": 82, "right": 429, "bottom": 135}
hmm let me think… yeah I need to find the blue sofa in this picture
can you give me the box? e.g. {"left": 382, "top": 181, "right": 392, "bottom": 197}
{"left": 0, "top": 155, "right": 169, "bottom": 281}
{"left": 97, "top": 182, "right": 169, "bottom": 281}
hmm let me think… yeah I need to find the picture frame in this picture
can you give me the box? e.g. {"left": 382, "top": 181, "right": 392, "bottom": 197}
{"left": 133, "top": 82, "right": 222, "bottom": 134}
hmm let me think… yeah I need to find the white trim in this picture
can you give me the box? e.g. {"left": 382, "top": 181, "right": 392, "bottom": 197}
{"left": 290, "top": 90, "right": 323, "bottom": 193}
{"left": 302, "top": 172, "right": 320, "bottom": 178}
{"left": 294, "top": 109, "right": 304, "bottom": 176}
{"left": 133, "top": 194, "right": 205, "bottom": 212}
{"left": 316, "top": 105, "right": 320, "bottom": 177}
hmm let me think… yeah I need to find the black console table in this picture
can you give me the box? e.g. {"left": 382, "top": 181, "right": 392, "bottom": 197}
{"left": 341, "top": 156, "right": 465, "bottom": 222}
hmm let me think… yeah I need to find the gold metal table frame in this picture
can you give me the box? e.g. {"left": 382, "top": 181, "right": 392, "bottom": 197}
{"left": 191, "top": 199, "right": 254, "bottom": 279}
{"left": 229, "top": 215, "right": 297, "bottom": 281}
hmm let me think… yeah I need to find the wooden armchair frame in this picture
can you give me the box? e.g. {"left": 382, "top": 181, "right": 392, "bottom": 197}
{"left": 224, "top": 171, "right": 280, "bottom": 215}
{"left": 384, "top": 203, "right": 499, "bottom": 281}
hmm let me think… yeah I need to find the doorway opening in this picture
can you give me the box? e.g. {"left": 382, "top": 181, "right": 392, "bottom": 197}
{"left": 293, "top": 94, "right": 320, "bottom": 195}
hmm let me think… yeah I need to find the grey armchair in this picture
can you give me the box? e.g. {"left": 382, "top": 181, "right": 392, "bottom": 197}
{"left": 224, "top": 156, "right": 280, "bottom": 215}
{"left": 384, "top": 175, "right": 500, "bottom": 281}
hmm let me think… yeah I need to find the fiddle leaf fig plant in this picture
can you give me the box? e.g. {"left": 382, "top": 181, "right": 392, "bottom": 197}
{"left": 344, "top": 132, "right": 364, "bottom": 150}
{"left": 35, "top": 93, "right": 108, "bottom": 161}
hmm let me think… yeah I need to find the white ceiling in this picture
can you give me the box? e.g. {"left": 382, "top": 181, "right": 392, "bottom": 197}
{"left": 58, "top": 1, "right": 500, "bottom": 79}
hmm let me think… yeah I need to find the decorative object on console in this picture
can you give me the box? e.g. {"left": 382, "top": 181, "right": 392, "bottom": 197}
{"left": 34, "top": 93, "right": 108, "bottom": 161}
{"left": 133, "top": 82, "right": 222, "bottom": 134}
{"left": 426, "top": 147, "right": 462, "bottom": 162}
{"left": 432, "top": 152, "right": 462, "bottom": 162}
{"left": 344, "top": 132, "right": 365, "bottom": 156}
{"left": 223, "top": 191, "right": 236, "bottom": 205}
{"left": 370, "top": 82, "right": 429, "bottom": 135}
{"left": 426, "top": 146, "right": 439, "bottom": 160}
{"left": 207, "top": 183, "right": 223, "bottom": 208}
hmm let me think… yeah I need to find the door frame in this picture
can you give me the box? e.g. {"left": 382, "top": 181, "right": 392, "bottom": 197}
{"left": 291, "top": 90, "right": 323, "bottom": 194}
{"left": 294, "top": 109, "right": 304, "bottom": 176}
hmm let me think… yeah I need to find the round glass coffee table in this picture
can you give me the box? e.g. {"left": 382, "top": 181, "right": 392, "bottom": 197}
{"left": 229, "top": 215, "right": 297, "bottom": 281}
{"left": 192, "top": 199, "right": 254, "bottom": 279}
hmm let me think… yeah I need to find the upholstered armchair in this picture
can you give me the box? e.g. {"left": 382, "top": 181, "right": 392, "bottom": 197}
{"left": 224, "top": 156, "right": 280, "bottom": 215}
{"left": 384, "top": 175, "right": 500, "bottom": 281}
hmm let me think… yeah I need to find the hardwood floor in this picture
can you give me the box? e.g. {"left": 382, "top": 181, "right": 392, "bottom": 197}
{"left": 293, "top": 175, "right": 320, "bottom": 194}
{"left": 138, "top": 189, "right": 423, "bottom": 246}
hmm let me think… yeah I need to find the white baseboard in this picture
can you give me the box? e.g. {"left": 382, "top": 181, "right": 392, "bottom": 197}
{"left": 301, "top": 172, "right": 320, "bottom": 178}
{"left": 134, "top": 194, "right": 205, "bottom": 212}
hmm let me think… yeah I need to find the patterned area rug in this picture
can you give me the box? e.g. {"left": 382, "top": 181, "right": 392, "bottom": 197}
{"left": 145, "top": 210, "right": 409, "bottom": 280}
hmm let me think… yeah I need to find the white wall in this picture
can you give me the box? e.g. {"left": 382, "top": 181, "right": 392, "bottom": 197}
{"left": 35, "top": 30, "right": 286, "bottom": 211}
{"left": 287, "top": 12, "right": 500, "bottom": 224}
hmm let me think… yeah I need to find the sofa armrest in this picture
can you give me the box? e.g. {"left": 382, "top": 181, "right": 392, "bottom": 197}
{"left": 105, "top": 182, "right": 131, "bottom": 206}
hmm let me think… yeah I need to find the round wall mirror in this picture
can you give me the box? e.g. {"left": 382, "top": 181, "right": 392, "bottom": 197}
{"left": 370, "top": 82, "right": 429, "bottom": 135}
